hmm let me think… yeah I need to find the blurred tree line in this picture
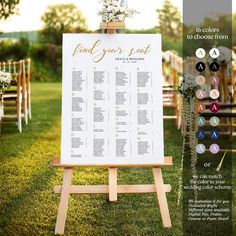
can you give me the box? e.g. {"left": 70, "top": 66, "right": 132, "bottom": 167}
{"left": 125, "top": 0, "right": 183, "bottom": 55}
{"left": 0, "top": 0, "right": 235, "bottom": 81}
{"left": 0, "top": 3, "right": 89, "bottom": 81}
{"left": 0, "top": 0, "right": 183, "bottom": 81}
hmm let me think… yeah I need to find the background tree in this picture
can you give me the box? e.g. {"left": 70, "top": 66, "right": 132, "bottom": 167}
{"left": 233, "top": 13, "right": 236, "bottom": 46}
{"left": 0, "top": 0, "right": 20, "bottom": 20}
{"left": 40, "top": 4, "right": 88, "bottom": 45}
{"left": 156, "top": 0, "right": 182, "bottom": 41}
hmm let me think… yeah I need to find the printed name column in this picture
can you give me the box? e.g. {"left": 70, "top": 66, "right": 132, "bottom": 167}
{"left": 91, "top": 69, "right": 109, "bottom": 158}
{"left": 71, "top": 69, "right": 87, "bottom": 158}
{"left": 115, "top": 69, "right": 131, "bottom": 158}
{"left": 136, "top": 70, "right": 154, "bottom": 158}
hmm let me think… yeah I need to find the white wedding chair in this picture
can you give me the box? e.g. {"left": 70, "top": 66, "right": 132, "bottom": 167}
{"left": 23, "top": 58, "right": 32, "bottom": 120}
{"left": 0, "top": 60, "right": 25, "bottom": 132}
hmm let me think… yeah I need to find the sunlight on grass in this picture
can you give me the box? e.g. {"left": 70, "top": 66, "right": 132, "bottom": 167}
{"left": 0, "top": 82, "right": 234, "bottom": 235}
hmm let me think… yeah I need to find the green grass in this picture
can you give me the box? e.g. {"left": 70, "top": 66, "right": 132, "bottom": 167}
{"left": 0, "top": 83, "right": 234, "bottom": 235}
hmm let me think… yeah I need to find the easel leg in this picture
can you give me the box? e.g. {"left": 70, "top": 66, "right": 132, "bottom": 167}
{"left": 108, "top": 168, "right": 117, "bottom": 202}
{"left": 152, "top": 167, "right": 172, "bottom": 228}
{"left": 55, "top": 168, "right": 73, "bottom": 235}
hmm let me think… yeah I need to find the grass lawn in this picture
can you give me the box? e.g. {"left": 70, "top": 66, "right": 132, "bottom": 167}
{"left": 0, "top": 82, "right": 234, "bottom": 236}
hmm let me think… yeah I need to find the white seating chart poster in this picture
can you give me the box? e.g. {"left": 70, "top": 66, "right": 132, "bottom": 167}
{"left": 61, "top": 34, "right": 164, "bottom": 165}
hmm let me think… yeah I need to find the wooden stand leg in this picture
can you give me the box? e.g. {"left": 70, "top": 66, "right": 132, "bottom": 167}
{"left": 152, "top": 167, "right": 172, "bottom": 228}
{"left": 108, "top": 168, "right": 117, "bottom": 202}
{"left": 55, "top": 168, "right": 73, "bottom": 235}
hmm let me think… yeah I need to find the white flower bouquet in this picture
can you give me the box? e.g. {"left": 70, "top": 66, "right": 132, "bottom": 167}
{"left": 0, "top": 71, "right": 13, "bottom": 95}
{"left": 98, "top": 0, "right": 138, "bottom": 23}
{"left": 178, "top": 73, "right": 200, "bottom": 99}
{"left": 177, "top": 73, "right": 199, "bottom": 204}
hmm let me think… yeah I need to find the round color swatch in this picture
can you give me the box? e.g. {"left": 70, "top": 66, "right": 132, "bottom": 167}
{"left": 209, "top": 144, "right": 220, "bottom": 154}
{"left": 209, "top": 62, "right": 220, "bottom": 72}
{"left": 209, "top": 89, "right": 220, "bottom": 100}
{"left": 196, "top": 48, "right": 206, "bottom": 58}
{"left": 196, "top": 129, "right": 206, "bottom": 140}
{"left": 210, "top": 130, "right": 220, "bottom": 140}
{"left": 210, "top": 102, "right": 220, "bottom": 113}
{"left": 196, "top": 144, "right": 206, "bottom": 154}
{"left": 210, "top": 116, "right": 220, "bottom": 126}
{"left": 196, "top": 116, "right": 206, "bottom": 127}
{"left": 195, "top": 75, "right": 206, "bottom": 85}
{"left": 209, "top": 48, "right": 220, "bottom": 59}
{"left": 197, "top": 102, "right": 205, "bottom": 113}
{"left": 196, "top": 62, "right": 206, "bottom": 72}
{"left": 210, "top": 75, "right": 220, "bottom": 85}
{"left": 196, "top": 89, "right": 205, "bottom": 99}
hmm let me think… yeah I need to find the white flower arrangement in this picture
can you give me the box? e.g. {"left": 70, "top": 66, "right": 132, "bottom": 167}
{"left": 178, "top": 73, "right": 200, "bottom": 99}
{"left": 0, "top": 71, "right": 13, "bottom": 94}
{"left": 98, "top": 0, "right": 138, "bottom": 23}
{"left": 216, "top": 46, "right": 231, "bottom": 64}
{"left": 177, "top": 73, "right": 199, "bottom": 205}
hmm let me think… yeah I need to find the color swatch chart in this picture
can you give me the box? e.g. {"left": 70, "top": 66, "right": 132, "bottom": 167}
{"left": 195, "top": 48, "right": 221, "bottom": 155}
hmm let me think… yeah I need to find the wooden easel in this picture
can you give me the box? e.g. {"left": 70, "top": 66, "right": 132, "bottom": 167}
{"left": 53, "top": 22, "right": 173, "bottom": 235}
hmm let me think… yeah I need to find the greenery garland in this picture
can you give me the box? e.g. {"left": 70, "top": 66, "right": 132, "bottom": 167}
{"left": 177, "top": 74, "right": 199, "bottom": 205}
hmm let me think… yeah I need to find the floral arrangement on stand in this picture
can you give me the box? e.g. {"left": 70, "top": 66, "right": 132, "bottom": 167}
{"left": 0, "top": 71, "right": 13, "bottom": 117}
{"left": 0, "top": 71, "right": 12, "bottom": 95}
{"left": 177, "top": 73, "right": 200, "bottom": 205}
{"left": 98, "top": 0, "right": 138, "bottom": 23}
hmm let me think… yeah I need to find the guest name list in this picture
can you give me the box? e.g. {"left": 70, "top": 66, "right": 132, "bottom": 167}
{"left": 61, "top": 34, "right": 164, "bottom": 165}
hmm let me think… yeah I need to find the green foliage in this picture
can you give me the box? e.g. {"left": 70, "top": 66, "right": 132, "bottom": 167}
{"left": 0, "top": 39, "right": 62, "bottom": 82}
{"left": 0, "top": 83, "right": 234, "bottom": 235}
{"left": 40, "top": 3, "right": 88, "bottom": 45}
{"left": 156, "top": 0, "right": 182, "bottom": 41}
{"left": 0, "top": 31, "right": 38, "bottom": 43}
{"left": 30, "top": 60, "right": 61, "bottom": 82}
{"left": 0, "top": 83, "right": 184, "bottom": 235}
{"left": 123, "top": 27, "right": 157, "bottom": 34}
{"left": 30, "top": 43, "right": 62, "bottom": 82}
{"left": 162, "top": 35, "right": 182, "bottom": 56}
{"left": 30, "top": 43, "right": 62, "bottom": 66}
{"left": 0, "top": 37, "right": 29, "bottom": 60}
{"left": 0, "top": 0, "right": 20, "bottom": 20}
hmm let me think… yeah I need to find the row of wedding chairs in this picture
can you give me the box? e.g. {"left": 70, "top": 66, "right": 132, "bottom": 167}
{"left": 162, "top": 51, "right": 183, "bottom": 129}
{"left": 0, "top": 59, "right": 31, "bottom": 132}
